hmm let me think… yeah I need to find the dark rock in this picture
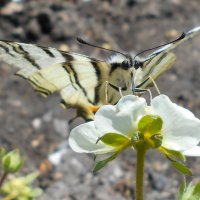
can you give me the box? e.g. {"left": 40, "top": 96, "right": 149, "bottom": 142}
{"left": 1, "top": 15, "right": 21, "bottom": 27}
{"left": 148, "top": 171, "right": 168, "bottom": 191}
{"left": 37, "top": 12, "right": 52, "bottom": 34}
{"left": 126, "top": 0, "right": 138, "bottom": 7}
{"left": 11, "top": 27, "right": 25, "bottom": 40}
{"left": 50, "top": 3, "right": 64, "bottom": 12}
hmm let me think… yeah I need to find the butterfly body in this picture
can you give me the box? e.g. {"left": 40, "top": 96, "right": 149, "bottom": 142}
{"left": 60, "top": 54, "right": 134, "bottom": 120}
{"left": 0, "top": 26, "right": 200, "bottom": 120}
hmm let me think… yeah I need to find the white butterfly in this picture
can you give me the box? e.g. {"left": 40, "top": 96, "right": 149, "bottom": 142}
{"left": 0, "top": 26, "right": 200, "bottom": 120}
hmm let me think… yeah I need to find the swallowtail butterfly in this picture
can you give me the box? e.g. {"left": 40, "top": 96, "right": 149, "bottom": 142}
{"left": 0, "top": 27, "right": 200, "bottom": 120}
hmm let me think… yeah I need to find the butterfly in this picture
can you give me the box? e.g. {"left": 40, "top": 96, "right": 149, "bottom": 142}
{"left": 0, "top": 27, "right": 200, "bottom": 121}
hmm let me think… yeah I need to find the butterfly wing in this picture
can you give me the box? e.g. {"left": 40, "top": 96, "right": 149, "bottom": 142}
{"left": 0, "top": 41, "right": 110, "bottom": 120}
{"left": 135, "top": 26, "right": 200, "bottom": 89}
{"left": 134, "top": 52, "right": 176, "bottom": 89}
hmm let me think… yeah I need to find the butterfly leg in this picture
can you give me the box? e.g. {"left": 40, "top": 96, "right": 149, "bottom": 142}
{"left": 134, "top": 88, "right": 152, "bottom": 102}
{"left": 134, "top": 75, "right": 161, "bottom": 103}
{"left": 118, "top": 87, "right": 123, "bottom": 97}
{"left": 104, "top": 81, "right": 126, "bottom": 103}
{"left": 148, "top": 76, "right": 161, "bottom": 95}
{"left": 105, "top": 81, "right": 109, "bottom": 104}
{"left": 107, "top": 82, "right": 127, "bottom": 93}
{"left": 136, "top": 76, "right": 161, "bottom": 94}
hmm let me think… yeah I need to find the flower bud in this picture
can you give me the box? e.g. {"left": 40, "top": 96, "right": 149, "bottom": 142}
{"left": 1, "top": 149, "right": 23, "bottom": 173}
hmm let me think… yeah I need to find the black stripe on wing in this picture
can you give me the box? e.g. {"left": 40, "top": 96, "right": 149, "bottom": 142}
{"left": 14, "top": 43, "right": 41, "bottom": 69}
{"left": 0, "top": 41, "right": 47, "bottom": 69}
{"left": 142, "top": 53, "right": 167, "bottom": 78}
{"left": 62, "top": 64, "right": 78, "bottom": 91}
{"left": 91, "top": 61, "right": 102, "bottom": 104}
{"left": 40, "top": 47, "right": 56, "bottom": 58}
{"left": 68, "top": 63, "right": 91, "bottom": 103}
{"left": 0, "top": 43, "right": 16, "bottom": 57}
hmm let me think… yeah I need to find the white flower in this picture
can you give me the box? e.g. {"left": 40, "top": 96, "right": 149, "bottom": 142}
{"left": 69, "top": 95, "right": 200, "bottom": 157}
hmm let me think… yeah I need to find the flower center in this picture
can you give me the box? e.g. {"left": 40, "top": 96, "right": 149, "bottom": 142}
{"left": 136, "top": 115, "right": 163, "bottom": 149}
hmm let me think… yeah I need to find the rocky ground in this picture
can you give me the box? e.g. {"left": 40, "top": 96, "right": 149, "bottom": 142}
{"left": 0, "top": 0, "right": 200, "bottom": 199}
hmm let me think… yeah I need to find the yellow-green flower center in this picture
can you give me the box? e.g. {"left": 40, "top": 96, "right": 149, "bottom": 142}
{"left": 137, "top": 115, "right": 163, "bottom": 149}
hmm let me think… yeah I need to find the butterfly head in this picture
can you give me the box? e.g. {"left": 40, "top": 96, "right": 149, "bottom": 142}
{"left": 121, "top": 55, "right": 144, "bottom": 70}
{"left": 109, "top": 53, "right": 144, "bottom": 70}
{"left": 133, "top": 59, "right": 144, "bottom": 69}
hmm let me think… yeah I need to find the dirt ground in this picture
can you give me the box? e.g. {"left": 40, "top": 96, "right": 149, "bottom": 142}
{"left": 0, "top": 0, "right": 200, "bottom": 199}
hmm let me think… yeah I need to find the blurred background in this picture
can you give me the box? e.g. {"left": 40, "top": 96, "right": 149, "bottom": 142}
{"left": 0, "top": 0, "right": 200, "bottom": 199}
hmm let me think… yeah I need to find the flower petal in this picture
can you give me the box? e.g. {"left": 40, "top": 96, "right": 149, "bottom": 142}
{"left": 69, "top": 121, "right": 115, "bottom": 154}
{"left": 152, "top": 95, "right": 200, "bottom": 151}
{"left": 94, "top": 95, "right": 147, "bottom": 136}
{"left": 182, "top": 146, "right": 200, "bottom": 156}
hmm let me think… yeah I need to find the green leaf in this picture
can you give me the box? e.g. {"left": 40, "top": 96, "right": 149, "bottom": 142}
{"left": 171, "top": 161, "right": 192, "bottom": 176}
{"left": 0, "top": 172, "right": 43, "bottom": 199}
{"left": 191, "top": 181, "right": 200, "bottom": 199}
{"left": 24, "top": 172, "right": 39, "bottom": 184}
{"left": 178, "top": 177, "right": 186, "bottom": 200}
{"left": 162, "top": 147, "right": 185, "bottom": 162}
{"left": 138, "top": 115, "right": 163, "bottom": 135}
{"left": 93, "top": 153, "right": 118, "bottom": 173}
{"left": 99, "top": 133, "right": 130, "bottom": 147}
{"left": 164, "top": 152, "right": 191, "bottom": 176}
{"left": 178, "top": 180, "right": 200, "bottom": 200}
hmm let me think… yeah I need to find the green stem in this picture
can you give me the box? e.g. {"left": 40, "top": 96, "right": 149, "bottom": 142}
{"left": 0, "top": 172, "right": 8, "bottom": 188}
{"left": 135, "top": 146, "right": 147, "bottom": 200}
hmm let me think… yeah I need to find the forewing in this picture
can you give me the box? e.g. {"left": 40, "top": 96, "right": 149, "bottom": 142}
{"left": 0, "top": 41, "right": 110, "bottom": 120}
{"left": 135, "top": 52, "right": 176, "bottom": 89}
{"left": 144, "top": 26, "right": 200, "bottom": 62}
{"left": 135, "top": 26, "right": 200, "bottom": 88}
{"left": 0, "top": 40, "right": 67, "bottom": 77}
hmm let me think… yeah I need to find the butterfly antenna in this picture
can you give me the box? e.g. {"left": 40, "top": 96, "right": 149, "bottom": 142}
{"left": 134, "top": 32, "right": 186, "bottom": 60}
{"left": 77, "top": 37, "right": 129, "bottom": 58}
